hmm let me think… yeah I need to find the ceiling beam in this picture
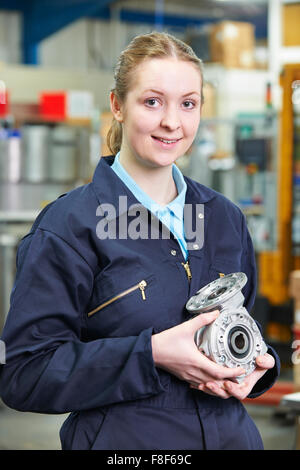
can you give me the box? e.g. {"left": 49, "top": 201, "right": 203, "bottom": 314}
{"left": 0, "top": 0, "right": 268, "bottom": 65}
{"left": 90, "top": 6, "right": 268, "bottom": 38}
{"left": 0, "top": 0, "right": 116, "bottom": 64}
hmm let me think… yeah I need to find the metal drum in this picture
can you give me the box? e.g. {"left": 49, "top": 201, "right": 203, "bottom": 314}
{"left": 0, "top": 233, "right": 19, "bottom": 333}
{"left": 48, "top": 126, "right": 78, "bottom": 183}
{"left": 22, "top": 125, "right": 50, "bottom": 183}
{"left": 0, "top": 129, "right": 22, "bottom": 183}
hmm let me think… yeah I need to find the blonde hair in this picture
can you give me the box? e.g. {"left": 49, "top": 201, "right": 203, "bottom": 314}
{"left": 107, "top": 31, "right": 204, "bottom": 155}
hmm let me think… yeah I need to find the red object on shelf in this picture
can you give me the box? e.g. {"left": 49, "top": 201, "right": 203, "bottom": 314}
{"left": 0, "top": 90, "right": 10, "bottom": 117}
{"left": 39, "top": 91, "right": 66, "bottom": 121}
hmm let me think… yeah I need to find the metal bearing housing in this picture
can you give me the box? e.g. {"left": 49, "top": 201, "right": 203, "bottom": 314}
{"left": 185, "top": 272, "right": 268, "bottom": 383}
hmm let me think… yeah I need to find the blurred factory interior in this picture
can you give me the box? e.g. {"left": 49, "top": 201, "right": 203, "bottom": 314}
{"left": 0, "top": 0, "right": 300, "bottom": 450}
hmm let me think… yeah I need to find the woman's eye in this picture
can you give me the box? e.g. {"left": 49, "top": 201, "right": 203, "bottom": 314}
{"left": 182, "top": 100, "right": 195, "bottom": 109}
{"left": 145, "top": 98, "right": 159, "bottom": 107}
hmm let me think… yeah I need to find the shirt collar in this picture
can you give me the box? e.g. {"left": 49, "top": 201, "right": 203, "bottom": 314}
{"left": 92, "top": 155, "right": 216, "bottom": 217}
{"left": 111, "top": 151, "right": 187, "bottom": 220}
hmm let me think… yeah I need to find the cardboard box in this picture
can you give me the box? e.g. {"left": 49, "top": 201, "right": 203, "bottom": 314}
{"left": 201, "top": 82, "right": 216, "bottom": 119}
{"left": 283, "top": 3, "right": 300, "bottom": 47}
{"left": 254, "top": 40, "right": 268, "bottom": 70}
{"left": 40, "top": 91, "right": 66, "bottom": 121}
{"left": 39, "top": 90, "right": 94, "bottom": 122}
{"left": 67, "top": 90, "right": 94, "bottom": 120}
{"left": 210, "top": 21, "right": 255, "bottom": 69}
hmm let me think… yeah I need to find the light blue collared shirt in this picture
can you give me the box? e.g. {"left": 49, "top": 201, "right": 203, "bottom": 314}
{"left": 111, "top": 152, "right": 188, "bottom": 260}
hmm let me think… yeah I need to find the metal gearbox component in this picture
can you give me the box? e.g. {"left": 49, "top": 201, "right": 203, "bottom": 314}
{"left": 185, "top": 272, "right": 268, "bottom": 383}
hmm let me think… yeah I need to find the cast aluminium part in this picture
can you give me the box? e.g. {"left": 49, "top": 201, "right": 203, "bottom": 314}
{"left": 185, "top": 272, "right": 268, "bottom": 383}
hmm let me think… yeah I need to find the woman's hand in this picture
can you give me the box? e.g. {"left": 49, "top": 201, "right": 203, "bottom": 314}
{"left": 151, "top": 310, "right": 245, "bottom": 390}
{"left": 190, "top": 352, "right": 275, "bottom": 400}
{"left": 222, "top": 353, "right": 275, "bottom": 400}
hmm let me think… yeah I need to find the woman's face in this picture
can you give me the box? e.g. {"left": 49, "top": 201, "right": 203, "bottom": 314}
{"left": 113, "top": 57, "right": 202, "bottom": 169}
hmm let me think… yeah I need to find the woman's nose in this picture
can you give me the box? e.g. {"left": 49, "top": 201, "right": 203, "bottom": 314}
{"left": 160, "top": 106, "right": 180, "bottom": 130}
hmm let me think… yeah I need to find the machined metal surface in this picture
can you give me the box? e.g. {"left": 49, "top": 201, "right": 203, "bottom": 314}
{"left": 186, "top": 272, "right": 268, "bottom": 383}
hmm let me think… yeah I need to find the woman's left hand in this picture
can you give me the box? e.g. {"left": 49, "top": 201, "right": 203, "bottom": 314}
{"left": 190, "top": 353, "right": 275, "bottom": 400}
{"left": 222, "top": 353, "right": 275, "bottom": 400}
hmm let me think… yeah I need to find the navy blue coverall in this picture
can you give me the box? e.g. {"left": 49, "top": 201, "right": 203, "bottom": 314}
{"left": 0, "top": 156, "right": 280, "bottom": 450}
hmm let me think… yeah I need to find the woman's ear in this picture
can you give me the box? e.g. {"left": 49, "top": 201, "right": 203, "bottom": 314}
{"left": 110, "top": 91, "right": 123, "bottom": 123}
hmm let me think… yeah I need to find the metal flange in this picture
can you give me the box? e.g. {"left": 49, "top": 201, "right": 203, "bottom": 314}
{"left": 186, "top": 272, "right": 268, "bottom": 382}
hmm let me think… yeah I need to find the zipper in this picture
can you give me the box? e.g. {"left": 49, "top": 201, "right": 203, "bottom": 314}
{"left": 87, "top": 280, "right": 148, "bottom": 318}
{"left": 181, "top": 260, "right": 192, "bottom": 282}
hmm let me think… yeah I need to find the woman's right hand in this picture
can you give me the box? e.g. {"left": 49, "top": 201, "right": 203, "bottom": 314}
{"left": 151, "top": 310, "right": 245, "bottom": 398}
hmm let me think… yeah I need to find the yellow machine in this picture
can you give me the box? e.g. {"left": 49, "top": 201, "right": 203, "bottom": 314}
{"left": 259, "top": 64, "right": 300, "bottom": 305}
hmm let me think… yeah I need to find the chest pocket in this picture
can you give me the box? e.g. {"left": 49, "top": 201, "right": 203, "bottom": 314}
{"left": 87, "top": 279, "right": 149, "bottom": 317}
{"left": 206, "top": 257, "right": 242, "bottom": 285}
{"left": 86, "top": 265, "right": 170, "bottom": 338}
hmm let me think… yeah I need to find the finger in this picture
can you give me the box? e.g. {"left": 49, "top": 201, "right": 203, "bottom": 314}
{"left": 199, "top": 355, "right": 246, "bottom": 381}
{"left": 223, "top": 376, "right": 263, "bottom": 401}
{"left": 189, "top": 381, "right": 204, "bottom": 388}
{"left": 189, "top": 383, "right": 203, "bottom": 390}
{"left": 195, "top": 381, "right": 232, "bottom": 399}
{"left": 189, "top": 382, "right": 216, "bottom": 396}
{"left": 189, "top": 310, "right": 220, "bottom": 331}
{"left": 205, "top": 381, "right": 231, "bottom": 399}
{"left": 198, "top": 384, "right": 216, "bottom": 396}
{"left": 224, "top": 362, "right": 271, "bottom": 400}
{"left": 256, "top": 353, "right": 275, "bottom": 370}
{"left": 223, "top": 380, "right": 248, "bottom": 400}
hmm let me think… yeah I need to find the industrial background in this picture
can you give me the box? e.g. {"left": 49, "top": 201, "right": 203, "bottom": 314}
{"left": 0, "top": 0, "right": 300, "bottom": 450}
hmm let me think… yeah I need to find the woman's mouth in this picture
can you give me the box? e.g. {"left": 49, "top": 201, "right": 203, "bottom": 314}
{"left": 151, "top": 136, "right": 182, "bottom": 147}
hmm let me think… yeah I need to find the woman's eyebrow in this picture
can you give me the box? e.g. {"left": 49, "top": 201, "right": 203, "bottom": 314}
{"left": 182, "top": 91, "right": 200, "bottom": 97}
{"left": 142, "top": 88, "right": 200, "bottom": 97}
{"left": 141, "top": 88, "right": 165, "bottom": 96}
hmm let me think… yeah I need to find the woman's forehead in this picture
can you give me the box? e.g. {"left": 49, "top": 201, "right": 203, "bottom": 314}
{"left": 129, "top": 57, "right": 202, "bottom": 95}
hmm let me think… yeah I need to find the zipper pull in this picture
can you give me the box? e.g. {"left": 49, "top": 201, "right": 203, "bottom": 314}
{"left": 139, "top": 280, "right": 147, "bottom": 300}
{"left": 181, "top": 261, "right": 192, "bottom": 282}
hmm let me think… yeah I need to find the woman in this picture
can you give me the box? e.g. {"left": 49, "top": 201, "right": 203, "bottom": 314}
{"left": 0, "top": 32, "right": 279, "bottom": 450}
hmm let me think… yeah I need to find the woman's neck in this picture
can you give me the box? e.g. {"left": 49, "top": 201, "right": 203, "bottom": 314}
{"left": 118, "top": 152, "right": 178, "bottom": 206}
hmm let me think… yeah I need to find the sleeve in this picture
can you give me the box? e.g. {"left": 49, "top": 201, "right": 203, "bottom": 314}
{"left": 239, "top": 212, "right": 281, "bottom": 399}
{"left": 0, "top": 228, "right": 166, "bottom": 414}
